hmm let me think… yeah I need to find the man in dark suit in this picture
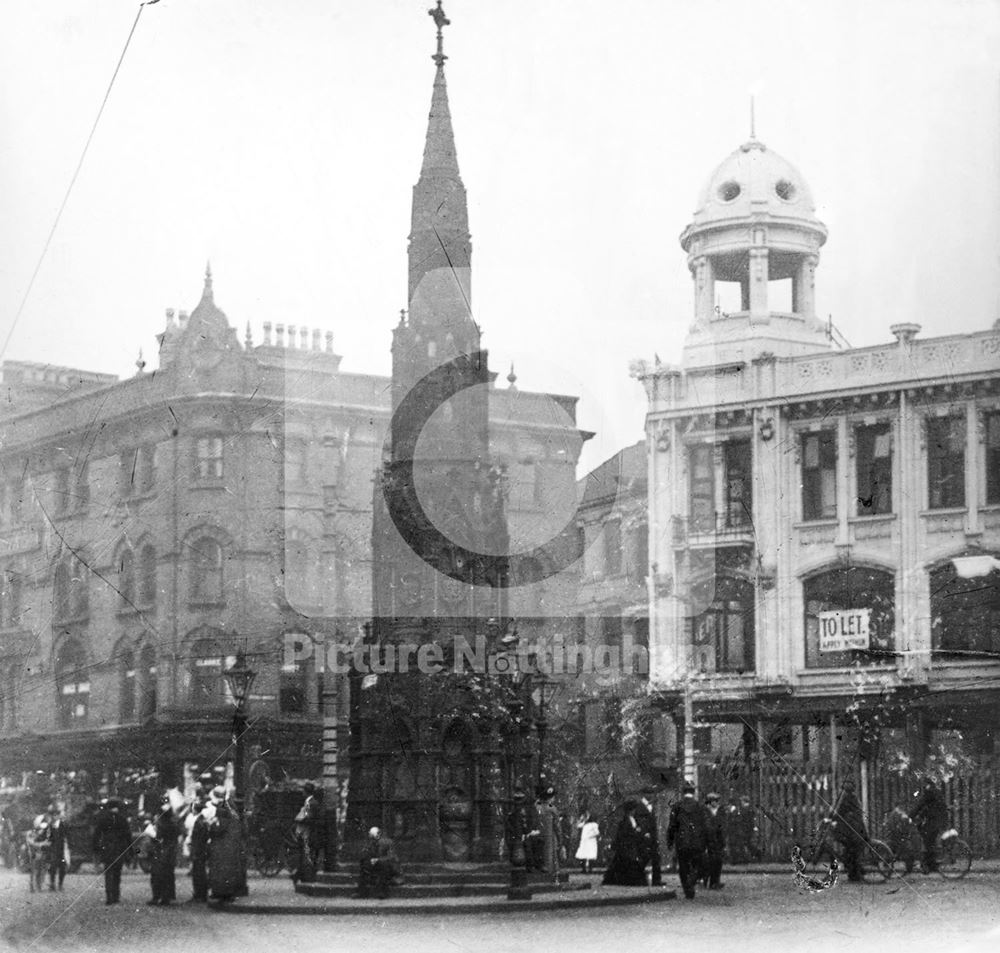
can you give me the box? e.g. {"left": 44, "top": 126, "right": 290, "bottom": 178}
{"left": 355, "top": 827, "right": 399, "bottom": 899}
{"left": 92, "top": 799, "right": 133, "bottom": 905}
{"left": 666, "top": 782, "right": 708, "bottom": 900}
{"left": 636, "top": 788, "right": 662, "bottom": 886}
{"left": 910, "top": 778, "right": 949, "bottom": 874}
{"left": 702, "top": 792, "right": 725, "bottom": 889}
{"left": 46, "top": 804, "right": 68, "bottom": 891}
{"left": 832, "top": 780, "right": 867, "bottom": 883}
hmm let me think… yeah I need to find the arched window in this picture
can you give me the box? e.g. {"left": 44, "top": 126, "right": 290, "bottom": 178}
{"left": 2, "top": 667, "right": 16, "bottom": 730}
{"left": 119, "top": 647, "right": 136, "bottom": 723}
{"left": 140, "top": 544, "right": 157, "bottom": 605}
{"left": 280, "top": 633, "right": 312, "bottom": 715}
{"left": 687, "top": 574, "right": 756, "bottom": 674}
{"left": 803, "top": 566, "right": 895, "bottom": 668}
{"left": 70, "top": 555, "right": 89, "bottom": 618}
{"left": 53, "top": 561, "right": 71, "bottom": 621}
{"left": 139, "top": 645, "right": 157, "bottom": 720}
{"left": 930, "top": 560, "right": 1000, "bottom": 658}
{"left": 190, "top": 538, "right": 223, "bottom": 604}
{"left": 284, "top": 537, "right": 311, "bottom": 609}
{"left": 55, "top": 638, "right": 89, "bottom": 728}
{"left": 117, "top": 550, "right": 136, "bottom": 608}
{"left": 189, "top": 639, "right": 225, "bottom": 707}
{"left": 8, "top": 573, "right": 21, "bottom": 628}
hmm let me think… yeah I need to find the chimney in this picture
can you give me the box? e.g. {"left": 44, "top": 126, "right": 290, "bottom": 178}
{"left": 300, "top": 327, "right": 309, "bottom": 350}
{"left": 276, "top": 324, "right": 285, "bottom": 347}
{"left": 263, "top": 322, "right": 272, "bottom": 346}
{"left": 165, "top": 308, "right": 176, "bottom": 328}
{"left": 178, "top": 310, "right": 189, "bottom": 329}
{"left": 325, "top": 331, "right": 334, "bottom": 354}
{"left": 890, "top": 323, "right": 921, "bottom": 345}
{"left": 288, "top": 325, "right": 297, "bottom": 348}
{"left": 312, "top": 329, "right": 321, "bottom": 351}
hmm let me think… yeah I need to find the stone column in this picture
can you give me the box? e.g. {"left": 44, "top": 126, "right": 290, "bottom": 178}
{"left": 693, "top": 256, "right": 714, "bottom": 323}
{"left": 749, "top": 248, "right": 769, "bottom": 317}
{"left": 795, "top": 254, "right": 818, "bottom": 318}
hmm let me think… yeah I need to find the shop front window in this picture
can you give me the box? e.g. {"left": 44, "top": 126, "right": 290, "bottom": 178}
{"left": 930, "top": 560, "right": 1000, "bottom": 659}
{"left": 687, "top": 574, "right": 755, "bottom": 674}
{"left": 804, "top": 566, "right": 895, "bottom": 668}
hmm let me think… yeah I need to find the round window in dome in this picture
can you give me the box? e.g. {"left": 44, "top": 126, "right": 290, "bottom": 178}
{"left": 775, "top": 179, "right": 796, "bottom": 201}
{"left": 718, "top": 181, "right": 741, "bottom": 202}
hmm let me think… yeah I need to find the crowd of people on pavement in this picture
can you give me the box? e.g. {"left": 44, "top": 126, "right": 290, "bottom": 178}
{"left": 5, "top": 774, "right": 957, "bottom": 907}
{"left": 91, "top": 785, "right": 246, "bottom": 906}
{"left": 590, "top": 776, "right": 955, "bottom": 899}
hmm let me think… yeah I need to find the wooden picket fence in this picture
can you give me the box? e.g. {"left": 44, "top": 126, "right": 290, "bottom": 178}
{"left": 696, "top": 761, "right": 1000, "bottom": 861}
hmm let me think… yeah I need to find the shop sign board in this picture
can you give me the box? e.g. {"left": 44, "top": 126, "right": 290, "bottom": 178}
{"left": 818, "top": 608, "right": 871, "bottom": 652}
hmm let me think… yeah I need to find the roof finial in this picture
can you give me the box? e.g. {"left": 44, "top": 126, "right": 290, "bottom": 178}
{"left": 245, "top": 322, "right": 253, "bottom": 348}
{"left": 203, "top": 260, "right": 214, "bottom": 301}
{"left": 750, "top": 96, "right": 756, "bottom": 140}
{"left": 135, "top": 349, "right": 146, "bottom": 374}
{"left": 429, "top": 1, "right": 450, "bottom": 68}
{"left": 507, "top": 363, "right": 517, "bottom": 389}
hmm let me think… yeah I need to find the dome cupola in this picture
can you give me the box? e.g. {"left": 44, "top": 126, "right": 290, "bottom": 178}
{"left": 679, "top": 138, "right": 832, "bottom": 367}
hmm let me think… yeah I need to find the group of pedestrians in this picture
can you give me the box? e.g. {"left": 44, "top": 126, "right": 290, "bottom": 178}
{"left": 91, "top": 786, "right": 246, "bottom": 906}
{"left": 24, "top": 803, "right": 70, "bottom": 892}
{"left": 597, "top": 784, "right": 727, "bottom": 899}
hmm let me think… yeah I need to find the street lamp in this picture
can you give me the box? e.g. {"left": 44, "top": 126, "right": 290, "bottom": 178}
{"left": 530, "top": 671, "right": 560, "bottom": 791}
{"left": 223, "top": 652, "right": 257, "bottom": 815}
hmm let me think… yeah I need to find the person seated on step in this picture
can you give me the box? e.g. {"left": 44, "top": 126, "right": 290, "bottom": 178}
{"left": 355, "top": 827, "right": 399, "bottom": 899}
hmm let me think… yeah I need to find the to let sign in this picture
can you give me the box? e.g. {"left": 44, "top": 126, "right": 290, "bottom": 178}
{"left": 818, "top": 608, "right": 871, "bottom": 652}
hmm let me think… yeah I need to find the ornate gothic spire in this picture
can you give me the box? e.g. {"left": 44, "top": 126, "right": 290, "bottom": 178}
{"left": 407, "top": 1, "right": 473, "bottom": 337}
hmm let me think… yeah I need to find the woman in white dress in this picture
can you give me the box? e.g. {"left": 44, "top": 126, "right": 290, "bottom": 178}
{"left": 575, "top": 813, "right": 600, "bottom": 874}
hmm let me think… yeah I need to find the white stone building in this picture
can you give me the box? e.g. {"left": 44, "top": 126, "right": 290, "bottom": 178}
{"left": 632, "top": 137, "right": 1000, "bottom": 773}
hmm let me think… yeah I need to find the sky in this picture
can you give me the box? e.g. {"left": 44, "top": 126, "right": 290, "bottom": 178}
{"left": 1, "top": 0, "right": 998, "bottom": 474}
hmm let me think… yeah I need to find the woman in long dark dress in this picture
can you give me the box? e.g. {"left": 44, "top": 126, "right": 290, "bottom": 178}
{"left": 602, "top": 801, "right": 647, "bottom": 886}
{"left": 208, "top": 793, "right": 245, "bottom": 901}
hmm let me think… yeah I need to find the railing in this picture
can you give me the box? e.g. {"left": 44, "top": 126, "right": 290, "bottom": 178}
{"left": 672, "top": 512, "right": 755, "bottom": 545}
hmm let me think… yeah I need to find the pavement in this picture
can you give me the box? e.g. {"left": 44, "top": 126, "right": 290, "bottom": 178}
{"left": 1, "top": 866, "right": 998, "bottom": 953}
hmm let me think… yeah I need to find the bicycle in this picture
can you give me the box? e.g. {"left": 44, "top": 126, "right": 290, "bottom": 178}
{"left": 806, "top": 817, "right": 893, "bottom": 883}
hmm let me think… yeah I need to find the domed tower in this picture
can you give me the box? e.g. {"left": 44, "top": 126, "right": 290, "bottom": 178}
{"left": 680, "top": 137, "right": 831, "bottom": 366}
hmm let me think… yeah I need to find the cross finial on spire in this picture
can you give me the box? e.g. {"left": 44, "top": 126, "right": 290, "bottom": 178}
{"left": 429, "top": 1, "right": 450, "bottom": 67}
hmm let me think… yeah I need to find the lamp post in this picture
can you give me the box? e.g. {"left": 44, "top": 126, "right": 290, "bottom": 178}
{"left": 223, "top": 652, "right": 257, "bottom": 817}
{"left": 531, "top": 672, "right": 559, "bottom": 791}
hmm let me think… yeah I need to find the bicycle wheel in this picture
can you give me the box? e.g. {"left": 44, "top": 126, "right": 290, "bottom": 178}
{"left": 938, "top": 836, "right": 972, "bottom": 879}
{"left": 804, "top": 841, "right": 839, "bottom": 880}
{"left": 862, "top": 839, "right": 893, "bottom": 883}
